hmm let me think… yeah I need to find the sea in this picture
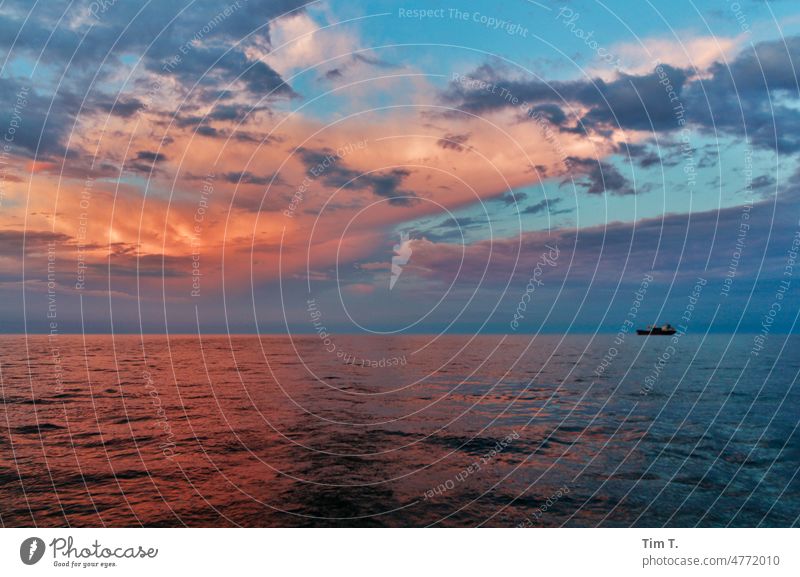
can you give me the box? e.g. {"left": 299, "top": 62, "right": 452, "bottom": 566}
{"left": 1, "top": 334, "right": 798, "bottom": 527}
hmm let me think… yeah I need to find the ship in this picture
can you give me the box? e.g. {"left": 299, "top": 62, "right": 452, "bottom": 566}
{"left": 636, "top": 324, "right": 676, "bottom": 336}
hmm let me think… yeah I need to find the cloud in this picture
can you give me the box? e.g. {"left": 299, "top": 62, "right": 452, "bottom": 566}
{"left": 162, "top": 46, "right": 298, "bottom": 99}
{"left": 685, "top": 36, "right": 800, "bottom": 152}
{"left": 493, "top": 190, "right": 529, "bottom": 205}
{"left": 0, "top": 230, "right": 72, "bottom": 257}
{"left": 222, "top": 171, "right": 284, "bottom": 186}
{"left": 0, "top": 0, "right": 307, "bottom": 70}
{"left": 750, "top": 174, "right": 776, "bottom": 193}
{"left": 91, "top": 96, "right": 145, "bottom": 118}
{"left": 521, "top": 197, "right": 571, "bottom": 215}
{"left": 125, "top": 150, "right": 169, "bottom": 174}
{"left": 621, "top": 142, "right": 664, "bottom": 168}
{"left": 444, "top": 62, "right": 689, "bottom": 133}
{"left": 528, "top": 103, "right": 568, "bottom": 126}
{"left": 135, "top": 150, "right": 168, "bottom": 163}
{"left": 321, "top": 52, "right": 402, "bottom": 83}
{"left": 442, "top": 36, "right": 800, "bottom": 153}
{"left": 608, "top": 35, "right": 740, "bottom": 77}
{"left": 0, "top": 79, "right": 75, "bottom": 157}
{"left": 351, "top": 53, "right": 398, "bottom": 69}
{"left": 437, "top": 132, "right": 471, "bottom": 152}
{"left": 262, "top": 11, "right": 359, "bottom": 76}
{"left": 564, "top": 156, "right": 636, "bottom": 195}
{"left": 0, "top": 0, "right": 303, "bottom": 161}
{"left": 207, "top": 103, "right": 263, "bottom": 123}
{"left": 403, "top": 187, "right": 799, "bottom": 293}
{"left": 296, "top": 147, "right": 418, "bottom": 206}
{"left": 345, "top": 282, "right": 375, "bottom": 295}
{"left": 365, "top": 169, "right": 418, "bottom": 206}
{"left": 618, "top": 139, "right": 699, "bottom": 171}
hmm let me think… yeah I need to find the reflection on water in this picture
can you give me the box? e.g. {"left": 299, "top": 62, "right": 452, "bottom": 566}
{"left": 1, "top": 334, "right": 798, "bottom": 527}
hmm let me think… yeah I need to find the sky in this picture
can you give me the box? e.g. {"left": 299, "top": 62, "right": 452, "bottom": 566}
{"left": 0, "top": 0, "right": 798, "bottom": 334}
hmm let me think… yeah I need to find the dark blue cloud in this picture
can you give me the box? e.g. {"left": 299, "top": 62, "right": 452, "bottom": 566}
{"left": 296, "top": 147, "right": 418, "bottom": 206}
{"left": 442, "top": 37, "right": 800, "bottom": 154}
{"left": 0, "top": 0, "right": 303, "bottom": 159}
{"left": 564, "top": 156, "right": 636, "bottom": 195}
{"left": 521, "top": 197, "right": 571, "bottom": 215}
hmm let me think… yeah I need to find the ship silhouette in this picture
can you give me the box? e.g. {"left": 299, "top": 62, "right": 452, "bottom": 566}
{"left": 636, "top": 324, "right": 677, "bottom": 336}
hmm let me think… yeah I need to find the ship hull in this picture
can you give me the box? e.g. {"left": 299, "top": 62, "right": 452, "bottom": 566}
{"left": 636, "top": 329, "right": 676, "bottom": 335}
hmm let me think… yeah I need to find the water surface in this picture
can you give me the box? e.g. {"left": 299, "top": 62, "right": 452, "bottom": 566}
{"left": 1, "top": 334, "right": 798, "bottom": 527}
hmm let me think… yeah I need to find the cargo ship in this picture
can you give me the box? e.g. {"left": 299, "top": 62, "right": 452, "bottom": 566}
{"left": 636, "top": 324, "right": 676, "bottom": 336}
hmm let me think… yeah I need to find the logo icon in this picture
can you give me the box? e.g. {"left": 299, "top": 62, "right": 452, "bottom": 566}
{"left": 390, "top": 232, "right": 413, "bottom": 290}
{"left": 20, "top": 537, "right": 45, "bottom": 565}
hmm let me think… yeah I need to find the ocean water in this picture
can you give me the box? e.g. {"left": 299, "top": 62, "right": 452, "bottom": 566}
{"left": 1, "top": 334, "right": 798, "bottom": 527}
